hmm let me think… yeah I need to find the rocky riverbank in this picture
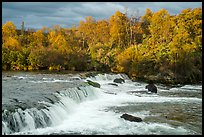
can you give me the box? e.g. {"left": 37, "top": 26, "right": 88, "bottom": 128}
{"left": 130, "top": 72, "right": 202, "bottom": 86}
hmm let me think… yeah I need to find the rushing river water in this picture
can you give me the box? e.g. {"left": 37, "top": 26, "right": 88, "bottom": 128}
{"left": 2, "top": 71, "right": 202, "bottom": 135}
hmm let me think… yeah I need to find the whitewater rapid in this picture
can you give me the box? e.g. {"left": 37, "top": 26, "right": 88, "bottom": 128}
{"left": 2, "top": 73, "right": 202, "bottom": 135}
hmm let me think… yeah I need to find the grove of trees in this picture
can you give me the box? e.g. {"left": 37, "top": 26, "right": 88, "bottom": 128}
{"left": 2, "top": 8, "right": 202, "bottom": 84}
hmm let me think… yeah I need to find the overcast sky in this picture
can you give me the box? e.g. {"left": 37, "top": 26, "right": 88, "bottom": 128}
{"left": 2, "top": 2, "right": 202, "bottom": 30}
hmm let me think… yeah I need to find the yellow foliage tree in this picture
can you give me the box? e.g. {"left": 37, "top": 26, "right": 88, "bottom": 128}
{"left": 2, "top": 21, "right": 20, "bottom": 50}
{"left": 109, "top": 10, "right": 129, "bottom": 48}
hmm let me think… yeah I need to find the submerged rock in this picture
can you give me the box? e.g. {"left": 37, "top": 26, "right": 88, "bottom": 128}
{"left": 113, "top": 78, "right": 125, "bottom": 84}
{"left": 145, "top": 80, "right": 157, "bottom": 93}
{"left": 145, "top": 84, "right": 157, "bottom": 93}
{"left": 108, "top": 83, "right": 118, "bottom": 86}
{"left": 87, "top": 80, "right": 101, "bottom": 88}
{"left": 120, "top": 113, "right": 142, "bottom": 122}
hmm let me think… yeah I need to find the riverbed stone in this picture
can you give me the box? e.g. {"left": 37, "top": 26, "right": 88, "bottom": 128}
{"left": 145, "top": 83, "right": 157, "bottom": 93}
{"left": 108, "top": 83, "right": 118, "bottom": 86}
{"left": 113, "top": 78, "right": 125, "bottom": 83}
{"left": 120, "top": 113, "right": 142, "bottom": 122}
{"left": 87, "top": 80, "right": 101, "bottom": 88}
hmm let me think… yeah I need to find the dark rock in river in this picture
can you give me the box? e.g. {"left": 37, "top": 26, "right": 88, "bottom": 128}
{"left": 87, "top": 80, "right": 101, "bottom": 88}
{"left": 145, "top": 81, "right": 157, "bottom": 93}
{"left": 113, "top": 78, "right": 125, "bottom": 84}
{"left": 120, "top": 113, "right": 142, "bottom": 122}
{"left": 108, "top": 83, "right": 118, "bottom": 86}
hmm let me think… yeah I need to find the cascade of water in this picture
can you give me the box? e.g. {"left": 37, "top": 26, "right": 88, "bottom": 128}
{"left": 87, "top": 73, "right": 130, "bottom": 82}
{"left": 2, "top": 86, "right": 98, "bottom": 135}
{"left": 3, "top": 73, "right": 201, "bottom": 135}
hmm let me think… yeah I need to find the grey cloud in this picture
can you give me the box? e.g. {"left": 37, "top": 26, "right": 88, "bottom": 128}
{"left": 2, "top": 2, "right": 202, "bottom": 29}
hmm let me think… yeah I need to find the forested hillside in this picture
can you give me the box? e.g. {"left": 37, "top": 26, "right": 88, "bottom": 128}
{"left": 2, "top": 8, "right": 202, "bottom": 84}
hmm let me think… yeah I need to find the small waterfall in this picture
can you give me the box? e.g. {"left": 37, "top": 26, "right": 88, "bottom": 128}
{"left": 2, "top": 86, "right": 98, "bottom": 135}
{"left": 87, "top": 73, "right": 130, "bottom": 82}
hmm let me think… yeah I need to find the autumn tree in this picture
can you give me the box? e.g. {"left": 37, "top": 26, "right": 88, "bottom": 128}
{"left": 77, "top": 16, "right": 96, "bottom": 48}
{"left": 109, "top": 10, "right": 129, "bottom": 49}
{"left": 142, "top": 9, "right": 175, "bottom": 74}
{"left": 2, "top": 21, "right": 20, "bottom": 50}
{"left": 140, "top": 8, "right": 153, "bottom": 37}
{"left": 2, "top": 21, "right": 22, "bottom": 70}
{"left": 94, "top": 20, "right": 110, "bottom": 45}
{"left": 168, "top": 8, "right": 202, "bottom": 82}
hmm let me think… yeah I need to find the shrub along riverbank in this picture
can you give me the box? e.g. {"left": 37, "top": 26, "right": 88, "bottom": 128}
{"left": 2, "top": 8, "right": 202, "bottom": 85}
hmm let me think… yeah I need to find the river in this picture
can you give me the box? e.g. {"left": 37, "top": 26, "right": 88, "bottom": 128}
{"left": 2, "top": 71, "right": 202, "bottom": 135}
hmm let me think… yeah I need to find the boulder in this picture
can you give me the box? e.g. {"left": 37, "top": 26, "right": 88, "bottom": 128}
{"left": 113, "top": 78, "right": 125, "bottom": 84}
{"left": 145, "top": 80, "right": 157, "bottom": 93}
{"left": 120, "top": 113, "right": 142, "bottom": 122}
{"left": 108, "top": 83, "right": 118, "bottom": 86}
{"left": 87, "top": 80, "right": 101, "bottom": 88}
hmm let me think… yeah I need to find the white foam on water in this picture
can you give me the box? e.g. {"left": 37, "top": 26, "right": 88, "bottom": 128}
{"left": 29, "top": 80, "right": 73, "bottom": 83}
{"left": 4, "top": 73, "right": 201, "bottom": 135}
{"left": 12, "top": 76, "right": 27, "bottom": 79}
{"left": 169, "top": 84, "right": 202, "bottom": 92}
{"left": 11, "top": 95, "right": 192, "bottom": 135}
{"left": 29, "top": 76, "right": 82, "bottom": 83}
{"left": 180, "top": 85, "right": 202, "bottom": 90}
{"left": 11, "top": 86, "right": 200, "bottom": 135}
